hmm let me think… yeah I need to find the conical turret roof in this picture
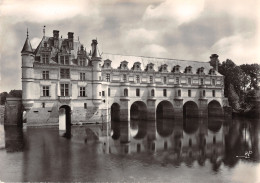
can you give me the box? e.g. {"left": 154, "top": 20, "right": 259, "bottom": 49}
{"left": 21, "top": 30, "right": 33, "bottom": 53}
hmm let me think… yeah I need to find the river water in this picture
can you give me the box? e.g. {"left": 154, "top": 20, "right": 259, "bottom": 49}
{"left": 0, "top": 117, "right": 259, "bottom": 182}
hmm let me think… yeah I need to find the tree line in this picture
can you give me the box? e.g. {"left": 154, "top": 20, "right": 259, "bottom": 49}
{"left": 218, "top": 60, "right": 259, "bottom": 113}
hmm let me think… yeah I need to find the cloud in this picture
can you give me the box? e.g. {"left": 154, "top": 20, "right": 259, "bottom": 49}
{"left": 141, "top": 44, "right": 167, "bottom": 57}
{"left": 143, "top": 0, "right": 205, "bottom": 25}
{"left": 0, "top": 0, "right": 99, "bottom": 23}
{"left": 210, "top": 32, "right": 260, "bottom": 64}
{"left": 126, "top": 28, "right": 158, "bottom": 42}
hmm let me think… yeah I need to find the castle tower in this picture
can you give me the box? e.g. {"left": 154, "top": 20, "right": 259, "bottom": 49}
{"left": 21, "top": 29, "right": 34, "bottom": 110}
{"left": 91, "top": 39, "right": 102, "bottom": 107}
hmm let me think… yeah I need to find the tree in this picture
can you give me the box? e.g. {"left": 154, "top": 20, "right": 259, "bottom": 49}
{"left": 0, "top": 92, "right": 8, "bottom": 105}
{"left": 240, "top": 64, "right": 260, "bottom": 90}
{"left": 8, "top": 90, "right": 22, "bottom": 98}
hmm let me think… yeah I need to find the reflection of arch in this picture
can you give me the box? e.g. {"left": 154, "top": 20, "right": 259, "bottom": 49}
{"left": 111, "top": 103, "right": 120, "bottom": 121}
{"left": 130, "top": 101, "right": 147, "bottom": 120}
{"left": 130, "top": 119, "right": 147, "bottom": 139}
{"left": 208, "top": 100, "right": 223, "bottom": 117}
{"left": 183, "top": 101, "right": 199, "bottom": 118}
{"left": 183, "top": 118, "right": 199, "bottom": 134}
{"left": 156, "top": 100, "right": 174, "bottom": 119}
{"left": 59, "top": 105, "right": 71, "bottom": 138}
{"left": 208, "top": 117, "right": 223, "bottom": 133}
{"left": 157, "top": 118, "right": 174, "bottom": 137}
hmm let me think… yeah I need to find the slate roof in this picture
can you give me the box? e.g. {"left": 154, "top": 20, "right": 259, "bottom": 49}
{"left": 102, "top": 53, "right": 221, "bottom": 75}
{"left": 21, "top": 37, "right": 33, "bottom": 53}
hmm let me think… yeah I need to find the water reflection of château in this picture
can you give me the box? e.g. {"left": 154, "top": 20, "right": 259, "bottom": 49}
{"left": 105, "top": 117, "right": 259, "bottom": 167}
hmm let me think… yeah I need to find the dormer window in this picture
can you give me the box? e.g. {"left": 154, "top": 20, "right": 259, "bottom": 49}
{"left": 119, "top": 61, "right": 129, "bottom": 70}
{"left": 42, "top": 53, "right": 49, "bottom": 64}
{"left": 209, "top": 69, "right": 216, "bottom": 75}
{"left": 146, "top": 63, "right": 155, "bottom": 72}
{"left": 44, "top": 42, "right": 47, "bottom": 47}
{"left": 197, "top": 67, "right": 205, "bottom": 75}
{"left": 60, "top": 55, "right": 69, "bottom": 65}
{"left": 132, "top": 62, "right": 141, "bottom": 71}
{"left": 185, "top": 66, "right": 192, "bottom": 73}
{"left": 103, "top": 59, "right": 112, "bottom": 69}
{"left": 160, "top": 64, "right": 168, "bottom": 72}
{"left": 173, "top": 65, "right": 180, "bottom": 73}
{"left": 79, "top": 57, "right": 85, "bottom": 66}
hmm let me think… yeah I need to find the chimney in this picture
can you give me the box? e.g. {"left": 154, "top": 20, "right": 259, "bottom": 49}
{"left": 53, "top": 30, "right": 59, "bottom": 48}
{"left": 68, "top": 32, "right": 74, "bottom": 50}
{"left": 68, "top": 32, "right": 74, "bottom": 40}
{"left": 53, "top": 30, "right": 59, "bottom": 39}
{"left": 210, "top": 54, "right": 219, "bottom": 71}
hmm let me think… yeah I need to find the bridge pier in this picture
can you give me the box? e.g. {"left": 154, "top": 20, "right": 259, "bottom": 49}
{"left": 120, "top": 99, "right": 130, "bottom": 122}
{"left": 4, "top": 98, "right": 23, "bottom": 127}
{"left": 199, "top": 99, "right": 208, "bottom": 118}
{"left": 173, "top": 99, "right": 183, "bottom": 118}
{"left": 147, "top": 99, "right": 156, "bottom": 120}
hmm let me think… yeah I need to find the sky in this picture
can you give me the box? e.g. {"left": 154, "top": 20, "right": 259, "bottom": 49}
{"left": 0, "top": 0, "right": 259, "bottom": 92}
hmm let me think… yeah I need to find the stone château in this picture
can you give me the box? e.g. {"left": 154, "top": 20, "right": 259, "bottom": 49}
{"left": 21, "top": 30, "right": 229, "bottom": 129}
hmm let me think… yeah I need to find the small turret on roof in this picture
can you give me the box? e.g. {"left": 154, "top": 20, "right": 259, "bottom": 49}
{"left": 21, "top": 29, "right": 33, "bottom": 53}
{"left": 91, "top": 39, "right": 101, "bottom": 58}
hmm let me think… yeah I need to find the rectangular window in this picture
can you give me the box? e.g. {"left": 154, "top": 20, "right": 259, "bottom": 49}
{"left": 108, "top": 88, "right": 110, "bottom": 96}
{"left": 212, "top": 90, "right": 215, "bottom": 97}
{"left": 60, "top": 84, "right": 69, "bottom": 96}
{"left": 136, "top": 75, "right": 140, "bottom": 83}
{"left": 150, "top": 76, "right": 153, "bottom": 83}
{"left": 163, "top": 76, "right": 167, "bottom": 84}
{"left": 60, "top": 55, "right": 69, "bottom": 65}
{"left": 102, "top": 91, "right": 105, "bottom": 97}
{"left": 42, "top": 102, "right": 45, "bottom": 108}
{"left": 42, "top": 71, "right": 49, "bottom": 80}
{"left": 79, "top": 58, "right": 85, "bottom": 66}
{"left": 163, "top": 89, "right": 167, "bottom": 97}
{"left": 84, "top": 103, "right": 87, "bottom": 109}
{"left": 106, "top": 74, "right": 110, "bottom": 82}
{"left": 42, "top": 86, "right": 50, "bottom": 97}
{"left": 79, "top": 87, "right": 86, "bottom": 97}
{"left": 200, "top": 78, "right": 204, "bottom": 85}
{"left": 176, "top": 77, "right": 179, "bottom": 84}
{"left": 188, "top": 90, "right": 191, "bottom": 97}
{"left": 80, "top": 73, "right": 85, "bottom": 81}
{"left": 136, "top": 89, "right": 140, "bottom": 96}
{"left": 212, "top": 79, "right": 215, "bottom": 85}
{"left": 203, "top": 90, "right": 206, "bottom": 97}
{"left": 60, "top": 69, "right": 70, "bottom": 79}
{"left": 123, "top": 74, "right": 127, "bottom": 82}
{"left": 42, "top": 53, "right": 49, "bottom": 64}
{"left": 188, "top": 78, "right": 191, "bottom": 85}
{"left": 178, "top": 90, "right": 181, "bottom": 97}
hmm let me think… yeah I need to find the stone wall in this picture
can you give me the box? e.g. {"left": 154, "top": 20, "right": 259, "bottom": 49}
{"left": 0, "top": 105, "right": 5, "bottom": 124}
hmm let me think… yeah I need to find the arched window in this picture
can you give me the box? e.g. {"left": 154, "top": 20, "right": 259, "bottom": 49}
{"left": 124, "top": 88, "right": 128, "bottom": 97}
{"left": 151, "top": 89, "right": 155, "bottom": 97}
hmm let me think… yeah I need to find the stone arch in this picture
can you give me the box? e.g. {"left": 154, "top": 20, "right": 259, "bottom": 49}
{"left": 208, "top": 100, "right": 223, "bottom": 117}
{"left": 156, "top": 100, "right": 174, "bottom": 119}
{"left": 111, "top": 103, "right": 120, "bottom": 121}
{"left": 183, "top": 101, "right": 199, "bottom": 118}
{"left": 130, "top": 101, "right": 147, "bottom": 120}
{"left": 59, "top": 105, "right": 71, "bottom": 138}
{"left": 111, "top": 103, "right": 120, "bottom": 140}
